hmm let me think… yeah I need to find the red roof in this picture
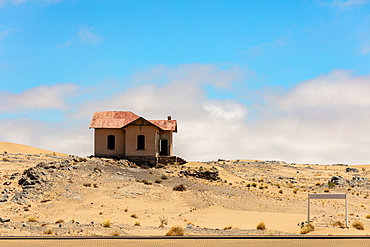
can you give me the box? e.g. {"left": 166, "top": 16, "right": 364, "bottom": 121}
{"left": 89, "top": 111, "right": 177, "bottom": 132}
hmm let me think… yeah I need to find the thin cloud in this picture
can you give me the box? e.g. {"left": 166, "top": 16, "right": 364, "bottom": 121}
{"left": 77, "top": 26, "right": 104, "bottom": 45}
{"left": 0, "top": 83, "right": 78, "bottom": 112}
{"left": 319, "top": 0, "right": 369, "bottom": 8}
{"left": 59, "top": 25, "right": 104, "bottom": 47}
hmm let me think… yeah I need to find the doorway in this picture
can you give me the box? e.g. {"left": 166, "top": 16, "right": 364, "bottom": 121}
{"left": 160, "top": 139, "right": 168, "bottom": 156}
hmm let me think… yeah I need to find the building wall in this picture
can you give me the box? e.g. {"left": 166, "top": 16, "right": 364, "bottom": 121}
{"left": 94, "top": 128, "right": 125, "bottom": 157}
{"left": 125, "top": 125, "right": 159, "bottom": 156}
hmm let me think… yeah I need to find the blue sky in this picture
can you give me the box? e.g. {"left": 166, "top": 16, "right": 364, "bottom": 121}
{"left": 1, "top": 0, "right": 370, "bottom": 164}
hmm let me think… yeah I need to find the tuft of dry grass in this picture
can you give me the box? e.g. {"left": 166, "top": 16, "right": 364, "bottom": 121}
{"left": 130, "top": 214, "right": 138, "bottom": 218}
{"left": 165, "top": 226, "right": 185, "bottom": 236}
{"left": 173, "top": 184, "right": 186, "bottom": 191}
{"left": 43, "top": 228, "right": 53, "bottom": 234}
{"left": 352, "top": 221, "right": 365, "bottom": 230}
{"left": 256, "top": 222, "right": 266, "bottom": 230}
{"left": 300, "top": 224, "right": 315, "bottom": 234}
{"left": 159, "top": 215, "right": 168, "bottom": 227}
{"left": 102, "top": 219, "right": 111, "bottom": 228}
{"left": 332, "top": 221, "right": 344, "bottom": 228}
{"left": 27, "top": 216, "right": 38, "bottom": 222}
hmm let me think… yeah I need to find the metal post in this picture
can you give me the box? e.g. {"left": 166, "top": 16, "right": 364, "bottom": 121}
{"left": 345, "top": 195, "right": 348, "bottom": 228}
{"left": 308, "top": 197, "right": 310, "bottom": 223}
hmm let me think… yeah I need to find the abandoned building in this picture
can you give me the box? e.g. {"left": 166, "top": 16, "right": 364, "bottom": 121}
{"left": 89, "top": 111, "right": 186, "bottom": 166}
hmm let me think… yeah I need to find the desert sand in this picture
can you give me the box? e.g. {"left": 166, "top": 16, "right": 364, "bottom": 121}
{"left": 1, "top": 142, "right": 370, "bottom": 237}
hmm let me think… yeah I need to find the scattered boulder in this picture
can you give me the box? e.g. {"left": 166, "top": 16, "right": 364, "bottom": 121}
{"left": 346, "top": 167, "right": 359, "bottom": 173}
{"left": 353, "top": 176, "right": 368, "bottom": 182}
{"left": 0, "top": 217, "right": 10, "bottom": 223}
{"left": 330, "top": 176, "right": 348, "bottom": 185}
{"left": 180, "top": 167, "right": 220, "bottom": 180}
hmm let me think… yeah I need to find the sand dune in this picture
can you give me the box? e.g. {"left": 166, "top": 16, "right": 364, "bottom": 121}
{"left": 0, "top": 142, "right": 67, "bottom": 156}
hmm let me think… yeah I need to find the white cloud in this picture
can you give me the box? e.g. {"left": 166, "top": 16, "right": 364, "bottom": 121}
{"left": 59, "top": 25, "right": 104, "bottom": 47}
{"left": 77, "top": 26, "right": 104, "bottom": 45}
{"left": 0, "top": 83, "right": 78, "bottom": 112}
{"left": 320, "top": 0, "right": 369, "bottom": 8}
{"left": 3, "top": 66, "right": 370, "bottom": 165}
{"left": 0, "top": 0, "right": 63, "bottom": 6}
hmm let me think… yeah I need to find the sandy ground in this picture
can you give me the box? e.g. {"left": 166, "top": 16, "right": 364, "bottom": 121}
{"left": 1, "top": 142, "right": 370, "bottom": 236}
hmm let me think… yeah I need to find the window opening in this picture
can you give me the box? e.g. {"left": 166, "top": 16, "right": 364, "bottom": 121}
{"left": 107, "top": 135, "right": 115, "bottom": 150}
{"left": 137, "top": 135, "right": 145, "bottom": 150}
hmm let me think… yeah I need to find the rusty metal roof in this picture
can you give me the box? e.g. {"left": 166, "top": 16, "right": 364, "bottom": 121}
{"left": 149, "top": 120, "right": 177, "bottom": 132}
{"left": 89, "top": 111, "right": 177, "bottom": 132}
{"left": 89, "top": 111, "right": 140, "bottom": 129}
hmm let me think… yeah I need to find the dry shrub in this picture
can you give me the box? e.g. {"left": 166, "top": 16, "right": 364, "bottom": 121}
{"left": 352, "top": 221, "right": 365, "bottom": 230}
{"left": 55, "top": 219, "right": 64, "bottom": 224}
{"left": 130, "top": 214, "right": 138, "bottom": 218}
{"left": 102, "top": 219, "right": 111, "bottom": 227}
{"left": 365, "top": 214, "right": 370, "bottom": 219}
{"left": 173, "top": 184, "right": 186, "bottom": 191}
{"left": 300, "top": 224, "right": 315, "bottom": 234}
{"left": 134, "top": 221, "right": 141, "bottom": 226}
{"left": 278, "top": 189, "right": 283, "bottom": 194}
{"left": 159, "top": 215, "right": 168, "bottom": 227}
{"left": 27, "top": 216, "right": 38, "bottom": 222}
{"left": 332, "top": 221, "right": 344, "bottom": 228}
{"left": 293, "top": 188, "right": 299, "bottom": 194}
{"left": 256, "top": 222, "right": 266, "bottom": 230}
{"left": 111, "top": 231, "right": 119, "bottom": 236}
{"left": 223, "top": 226, "right": 232, "bottom": 230}
{"left": 165, "top": 226, "right": 184, "bottom": 236}
{"left": 324, "top": 189, "right": 330, "bottom": 193}
{"left": 43, "top": 228, "right": 53, "bottom": 234}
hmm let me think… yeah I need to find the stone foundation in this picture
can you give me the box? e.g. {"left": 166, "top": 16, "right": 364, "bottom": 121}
{"left": 124, "top": 156, "right": 187, "bottom": 167}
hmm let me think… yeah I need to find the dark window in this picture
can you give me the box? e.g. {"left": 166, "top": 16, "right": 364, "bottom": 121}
{"left": 137, "top": 135, "right": 145, "bottom": 150}
{"left": 107, "top": 135, "right": 115, "bottom": 150}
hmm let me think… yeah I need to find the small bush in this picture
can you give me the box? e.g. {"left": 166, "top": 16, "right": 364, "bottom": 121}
{"left": 365, "top": 214, "right": 370, "bottom": 219}
{"left": 332, "top": 221, "right": 344, "bottom": 228}
{"left": 27, "top": 217, "right": 38, "bottom": 222}
{"left": 55, "top": 219, "right": 64, "bottom": 224}
{"left": 256, "top": 222, "right": 266, "bottom": 230}
{"left": 165, "top": 226, "right": 184, "bottom": 236}
{"left": 352, "top": 221, "right": 365, "bottom": 230}
{"left": 279, "top": 189, "right": 283, "bottom": 194}
{"left": 300, "top": 224, "right": 315, "bottom": 234}
{"left": 130, "top": 214, "right": 138, "bottom": 218}
{"left": 223, "top": 226, "right": 232, "bottom": 230}
{"left": 293, "top": 188, "right": 299, "bottom": 194}
{"left": 173, "top": 184, "right": 186, "bottom": 191}
{"left": 251, "top": 183, "right": 257, "bottom": 187}
{"left": 328, "top": 181, "right": 336, "bottom": 189}
{"left": 111, "top": 231, "right": 119, "bottom": 236}
{"left": 324, "top": 189, "right": 330, "bottom": 193}
{"left": 43, "top": 228, "right": 53, "bottom": 234}
{"left": 161, "top": 175, "right": 168, "bottom": 180}
{"left": 154, "top": 179, "right": 162, "bottom": 184}
{"left": 102, "top": 219, "right": 111, "bottom": 227}
{"left": 159, "top": 215, "right": 168, "bottom": 227}
{"left": 134, "top": 221, "right": 141, "bottom": 226}
{"left": 2, "top": 157, "right": 9, "bottom": 162}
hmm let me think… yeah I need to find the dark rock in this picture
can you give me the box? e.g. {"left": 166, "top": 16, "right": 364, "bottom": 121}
{"left": 330, "top": 176, "right": 348, "bottom": 185}
{"left": 346, "top": 167, "right": 359, "bottom": 173}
